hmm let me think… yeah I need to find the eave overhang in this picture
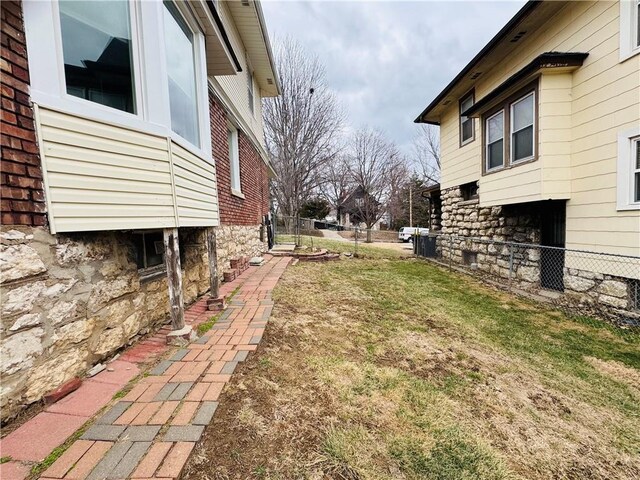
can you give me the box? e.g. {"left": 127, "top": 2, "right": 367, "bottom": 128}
{"left": 190, "top": 0, "right": 241, "bottom": 75}
{"left": 225, "top": 0, "right": 281, "bottom": 97}
{"left": 463, "top": 52, "right": 588, "bottom": 117}
{"left": 414, "top": 0, "right": 570, "bottom": 125}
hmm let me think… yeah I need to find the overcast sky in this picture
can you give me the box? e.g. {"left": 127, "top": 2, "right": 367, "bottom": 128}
{"left": 261, "top": 0, "right": 527, "bottom": 158}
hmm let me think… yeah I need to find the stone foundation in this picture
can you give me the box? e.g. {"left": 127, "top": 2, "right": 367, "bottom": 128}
{"left": 215, "top": 224, "right": 266, "bottom": 277}
{"left": 0, "top": 225, "right": 210, "bottom": 423}
{"left": 428, "top": 186, "right": 639, "bottom": 325}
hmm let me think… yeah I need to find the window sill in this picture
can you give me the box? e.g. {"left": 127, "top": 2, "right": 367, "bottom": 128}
{"left": 231, "top": 188, "right": 245, "bottom": 199}
{"left": 139, "top": 265, "right": 167, "bottom": 283}
{"left": 616, "top": 203, "right": 640, "bottom": 211}
{"left": 619, "top": 47, "right": 640, "bottom": 63}
{"left": 483, "top": 156, "right": 537, "bottom": 176}
{"left": 459, "top": 198, "right": 479, "bottom": 206}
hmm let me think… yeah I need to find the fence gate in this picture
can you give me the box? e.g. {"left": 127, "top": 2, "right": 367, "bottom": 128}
{"left": 540, "top": 202, "right": 566, "bottom": 291}
{"left": 414, "top": 235, "right": 437, "bottom": 258}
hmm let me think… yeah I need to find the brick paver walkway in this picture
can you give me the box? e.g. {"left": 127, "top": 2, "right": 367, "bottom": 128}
{"left": 0, "top": 256, "right": 290, "bottom": 480}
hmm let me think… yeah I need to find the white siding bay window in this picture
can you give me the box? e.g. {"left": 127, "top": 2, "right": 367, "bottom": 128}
{"left": 22, "top": 0, "right": 211, "bottom": 158}
{"left": 486, "top": 111, "right": 504, "bottom": 171}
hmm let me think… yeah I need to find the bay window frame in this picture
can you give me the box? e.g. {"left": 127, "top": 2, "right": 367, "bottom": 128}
{"left": 510, "top": 91, "right": 536, "bottom": 165}
{"left": 22, "top": 0, "right": 212, "bottom": 162}
{"left": 481, "top": 80, "right": 539, "bottom": 175}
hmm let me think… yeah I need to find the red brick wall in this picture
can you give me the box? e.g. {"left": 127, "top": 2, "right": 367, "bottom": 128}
{"left": 1, "top": 0, "right": 46, "bottom": 226}
{"left": 209, "top": 93, "right": 269, "bottom": 226}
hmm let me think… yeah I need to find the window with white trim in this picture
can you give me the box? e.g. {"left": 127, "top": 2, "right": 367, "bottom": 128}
{"left": 164, "top": 1, "right": 200, "bottom": 146}
{"left": 620, "top": 0, "right": 640, "bottom": 61}
{"left": 228, "top": 124, "right": 241, "bottom": 193}
{"left": 486, "top": 111, "right": 504, "bottom": 171}
{"left": 617, "top": 128, "right": 640, "bottom": 210}
{"left": 633, "top": 137, "right": 640, "bottom": 203}
{"left": 248, "top": 70, "right": 255, "bottom": 115}
{"left": 510, "top": 92, "right": 535, "bottom": 163}
{"left": 59, "top": 0, "right": 136, "bottom": 113}
{"left": 22, "top": 0, "right": 210, "bottom": 156}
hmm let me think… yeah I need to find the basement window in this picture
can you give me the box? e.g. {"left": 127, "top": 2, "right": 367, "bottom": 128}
{"left": 462, "top": 250, "right": 477, "bottom": 266}
{"left": 460, "top": 181, "right": 479, "bottom": 201}
{"left": 133, "top": 231, "right": 165, "bottom": 272}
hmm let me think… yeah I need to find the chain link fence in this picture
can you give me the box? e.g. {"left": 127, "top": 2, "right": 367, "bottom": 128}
{"left": 272, "top": 214, "right": 414, "bottom": 257}
{"left": 414, "top": 233, "right": 640, "bottom": 326}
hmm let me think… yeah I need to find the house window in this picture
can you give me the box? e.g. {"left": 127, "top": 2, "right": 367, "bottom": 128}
{"left": 133, "top": 231, "right": 164, "bottom": 271}
{"left": 620, "top": 0, "right": 640, "bottom": 60}
{"left": 228, "top": 125, "right": 241, "bottom": 193}
{"left": 616, "top": 128, "right": 640, "bottom": 210}
{"left": 248, "top": 70, "right": 255, "bottom": 115}
{"left": 483, "top": 84, "right": 537, "bottom": 174}
{"left": 511, "top": 92, "right": 535, "bottom": 163}
{"left": 460, "top": 181, "right": 479, "bottom": 201}
{"left": 486, "top": 110, "right": 504, "bottom": 171}
{"left": 459, "top": 91, "right": 475, "bottom": 146}
{"left": 462, "top": 250, "right": 477, "bottom": 266}
{"left": 164, "top": 1, "right": 200, "bottom": 146}
{"left": 59, "top": 0, "right": 135, "bottom": 113}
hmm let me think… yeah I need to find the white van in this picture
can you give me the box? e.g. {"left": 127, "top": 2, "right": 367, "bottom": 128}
{"left": 398, "top": 227, "right": 429, "bottom": 242}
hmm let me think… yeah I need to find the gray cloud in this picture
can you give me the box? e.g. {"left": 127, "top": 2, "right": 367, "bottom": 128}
{"left": 261, "top": 0, "right": 526, "bottom": 156}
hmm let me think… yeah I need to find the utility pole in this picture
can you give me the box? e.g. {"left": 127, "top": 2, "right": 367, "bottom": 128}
{"left": 409, "top": 183, "right": 413, "bottom": 227}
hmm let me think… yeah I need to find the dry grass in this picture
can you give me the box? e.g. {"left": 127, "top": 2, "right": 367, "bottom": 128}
{"left": 183, "top": 258, "right": 640, "bottom": 480}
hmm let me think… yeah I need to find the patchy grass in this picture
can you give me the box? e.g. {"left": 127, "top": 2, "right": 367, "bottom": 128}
{"left": 0, "top": 456, "right": 12, "bottom": 464}
{"left": 183, "top": 257, "right": 640, "bottom": 480}
{"left": 197, "top": 312, "right": 221, "bottom": 335}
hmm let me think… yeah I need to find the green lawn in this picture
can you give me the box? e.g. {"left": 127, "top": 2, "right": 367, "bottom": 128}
{"left": 184, "top": 257, "right": 640, "bottom": 480}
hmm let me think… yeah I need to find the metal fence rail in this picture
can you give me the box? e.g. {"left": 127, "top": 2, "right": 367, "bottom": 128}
{"left": 414, "top": 233, "right": 640, "bottom": 325}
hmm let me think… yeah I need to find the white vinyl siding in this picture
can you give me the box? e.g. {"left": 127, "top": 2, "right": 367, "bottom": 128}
{"left": 37, "top": 106, "right": 219, "bottom": 233}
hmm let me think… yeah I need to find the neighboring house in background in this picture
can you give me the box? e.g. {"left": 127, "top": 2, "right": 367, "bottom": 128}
{"left": 415, "top": 0, "right": 640, "bottom": 314}
{"left": 0, "top": 0, "right": 279, "bottom": 423}
{"left": 338, "top": 186, "right": 388, "bottom": 230}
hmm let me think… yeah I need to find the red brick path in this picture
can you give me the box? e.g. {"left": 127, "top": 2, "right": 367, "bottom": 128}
{"left": 0, "top": 256, "right": 291, "bottom": 480}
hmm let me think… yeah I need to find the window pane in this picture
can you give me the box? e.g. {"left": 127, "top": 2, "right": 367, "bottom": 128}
{"left": 164, "top": 2, "right": 199, "bottom": 146}
{"left": 512, "top": 93, "right": 534, "bottom": 131}
{"left": 635, "top": 139, "right": 640, "bottom": 169}
{"left": 487, "top": 111, "right": 503, "bottom": 143}
{"left": 513, "top": 125, "right": 534, "bottom": 161}
{"left": 228, "top": 129, "right": 240, "bottom": 190}
{"left": 145, "top": 233, "right": 164, "bottom": 268}
{"left": 59, "top": 0, "right": 135, "bottom": 113}
{"left": 462, "top": 118, "right": 473, "bottom": 141}
{"left": 461, "top": 95, "right": 473, "bottom": 112}
{"left": 635, "top": 172, "right": 640, "bottom": 202}
{"left": 488, "top": 140, "right": 503, "bottom": 169}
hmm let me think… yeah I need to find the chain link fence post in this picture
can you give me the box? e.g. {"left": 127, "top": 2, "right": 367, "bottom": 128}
{"left": 508, "top": 243, "right": 514, "bottom": 288}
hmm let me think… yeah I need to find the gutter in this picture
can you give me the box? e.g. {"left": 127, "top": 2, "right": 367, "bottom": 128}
{"left": 206, "top": 0, "right": 243, "bottom": 72}
{"left": 414, "top": 0, "right": 542, "bottom": 124}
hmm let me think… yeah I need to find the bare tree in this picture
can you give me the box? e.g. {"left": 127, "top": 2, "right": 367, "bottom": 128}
{"left": 264, "top": 38, "right": 344, "bottom": 221}
{"left": 386, "top": 158, "right": 411, "bottom": 229}
{"left": 412, "top": 124, "right": 441, "bottom": 184}
{"left": 348, "top": 128, "right": 403, "bottom": 242}
{"left": 319, "top": 154, "right": 353, "bottom": 224}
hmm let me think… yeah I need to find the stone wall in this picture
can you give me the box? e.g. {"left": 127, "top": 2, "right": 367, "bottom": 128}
{"left": 0, "top": 225, "right": 211, "bottom": 423}
{"left": 429, "top": 185, "right": 639, "bottom": 324}
{"left": 215, "top": 224, "right": 267, "bottom": 276}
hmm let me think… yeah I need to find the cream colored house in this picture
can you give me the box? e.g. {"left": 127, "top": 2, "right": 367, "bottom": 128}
{"left": 415, "top": 0, "right": 640, "bottom": 314}
{"left": 0, "top": 0, "right": 278, "bottom": 422}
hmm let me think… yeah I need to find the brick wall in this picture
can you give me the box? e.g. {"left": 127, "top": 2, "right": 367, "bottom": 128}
{"left": 209, "top": 93, "right": 269, "bottom": 226}
{"left": 1, "top": 0, "right": 46, "bottom": 226}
